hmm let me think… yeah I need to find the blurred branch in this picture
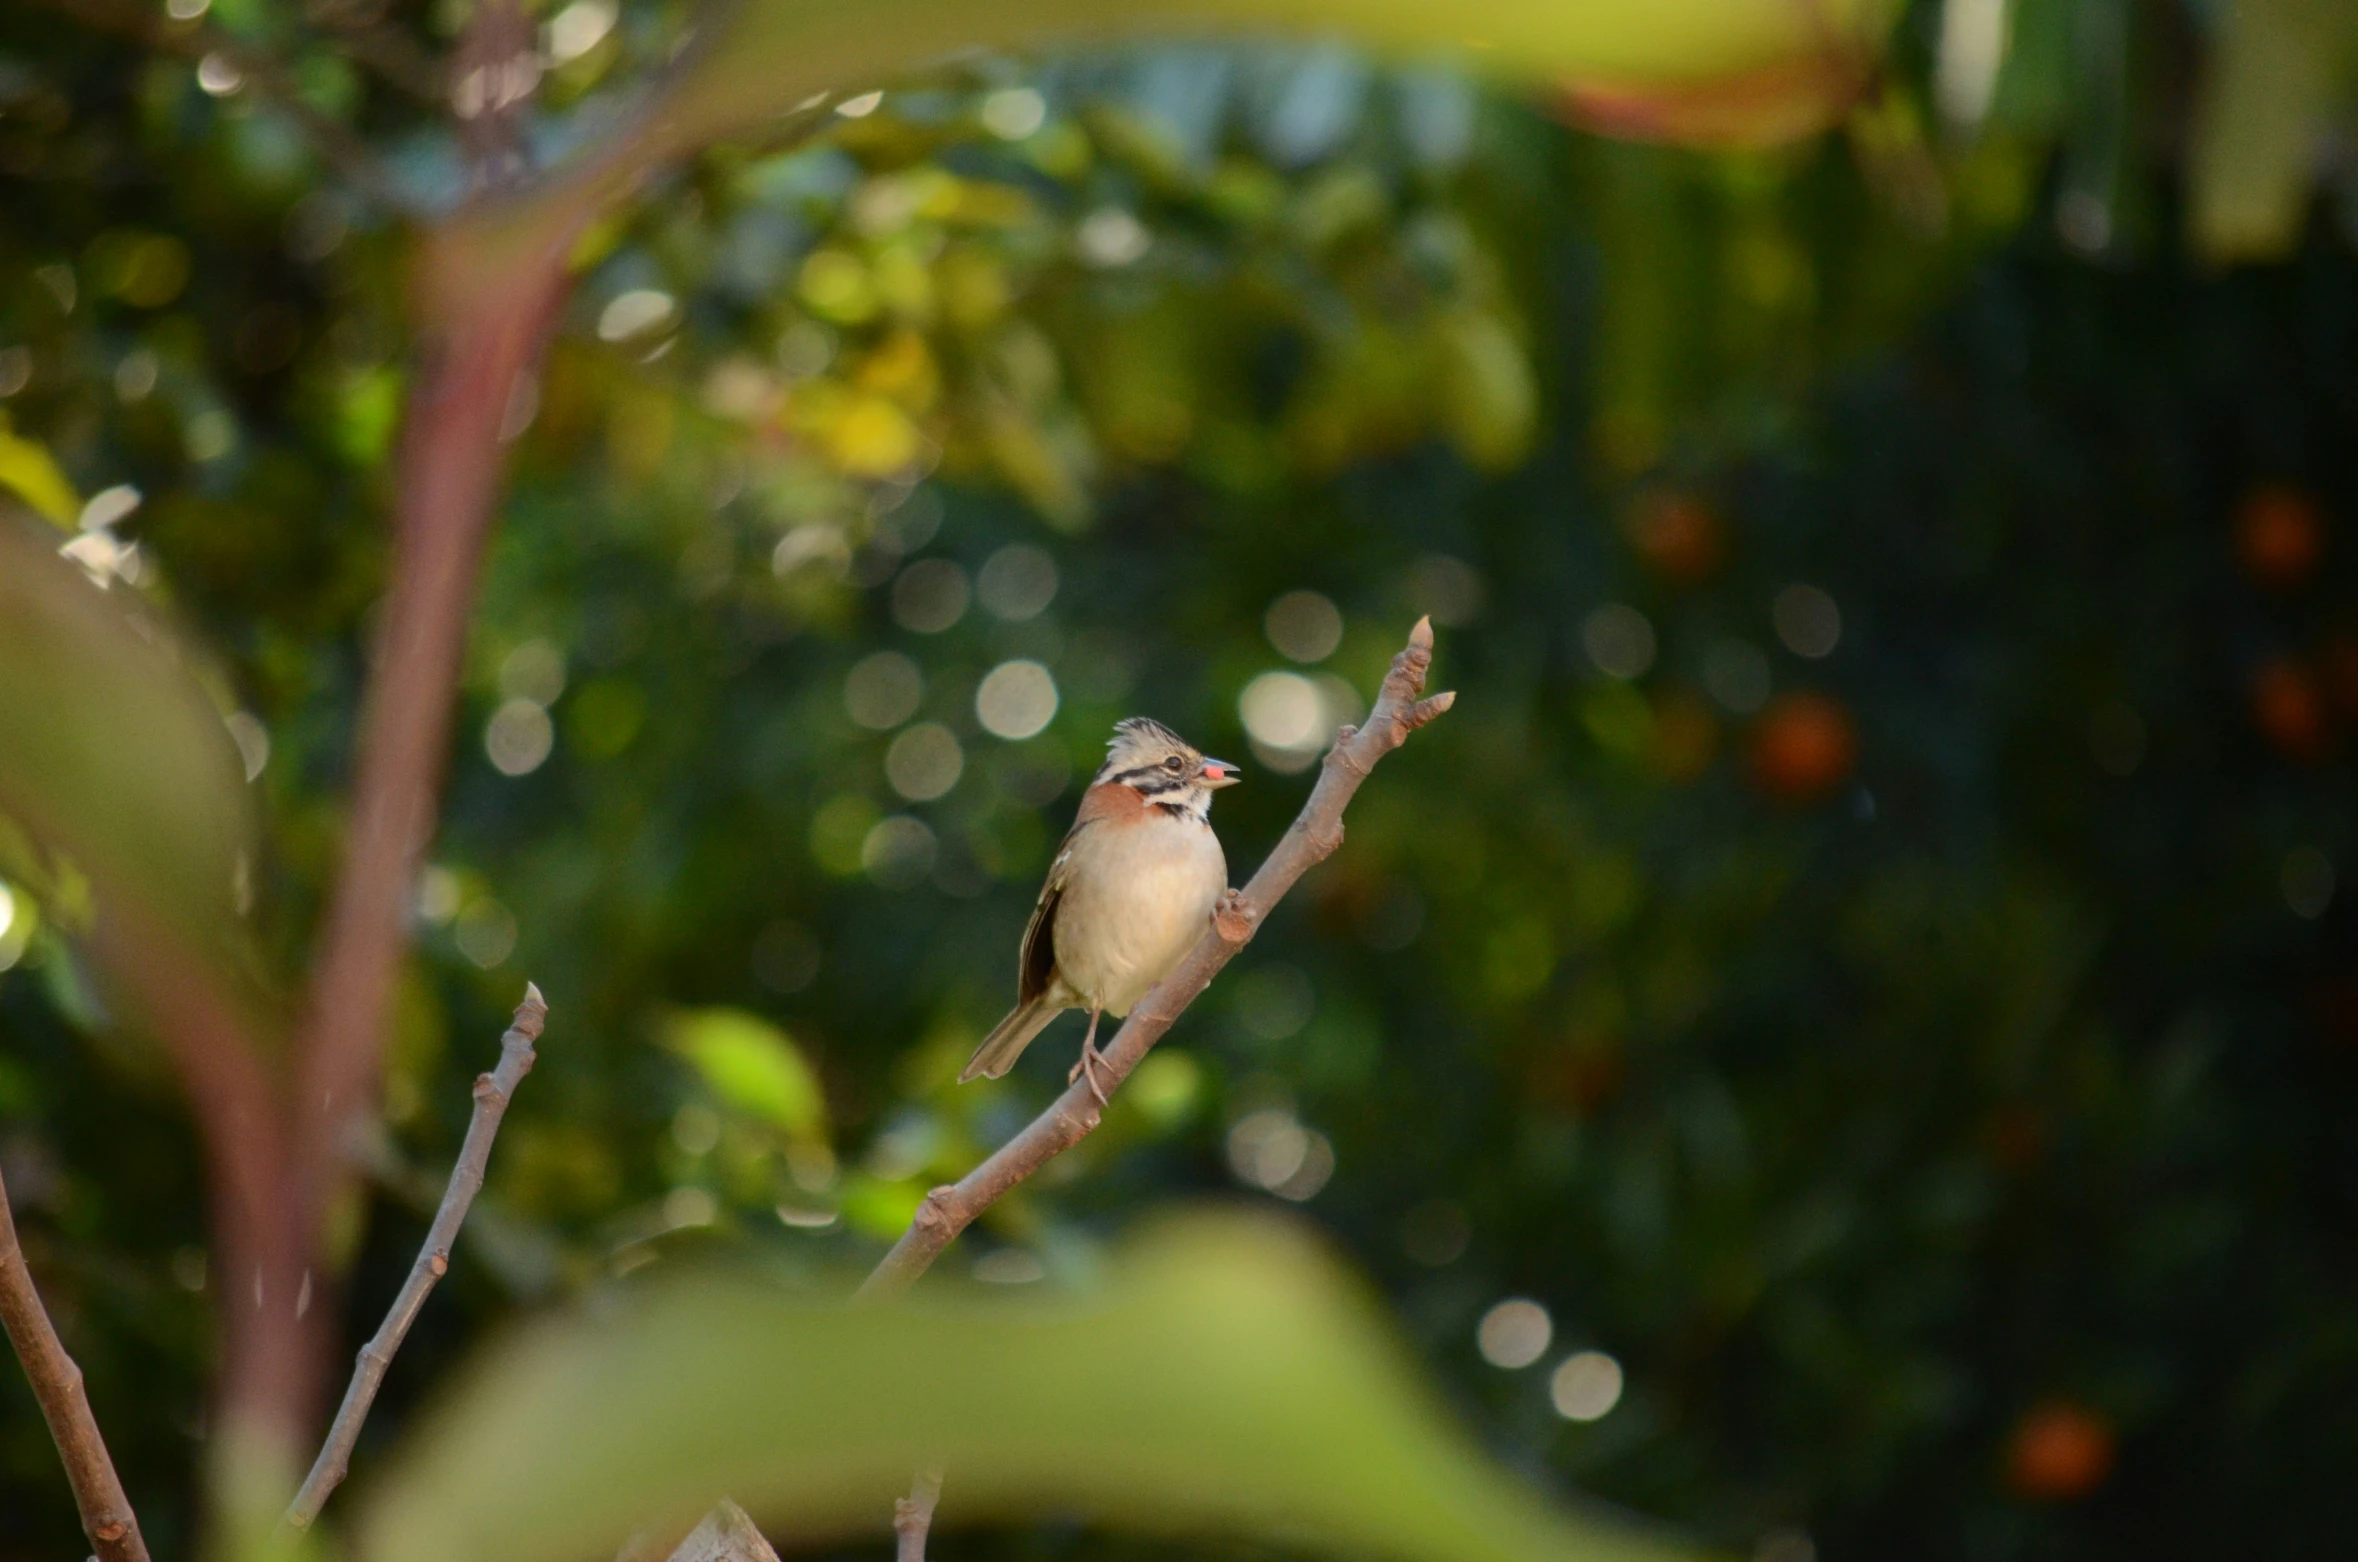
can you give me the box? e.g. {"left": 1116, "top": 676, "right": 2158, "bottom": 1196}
{"left": 42, "top": 0, "right": 413, "bottom": 212}
{"left": 893, "top": 1469, "right": 944, "bottom": 1562}
{"left": 856, "top": 620, "right": 1455, "bottom": 1302}
{"left": 285, "top": 983, "right": 548, "bottom": 1532}
{"left": 280, "top": 246, "right": 570, "bottom": 1417}
{"left": 0, "top": 1158, "right": 151, "bottom": 1562}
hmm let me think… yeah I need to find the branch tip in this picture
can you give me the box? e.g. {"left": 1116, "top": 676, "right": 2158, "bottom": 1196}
{"left": 513, "top": 981, "right": 549, "bottom": 1035}
{"left": 1408, "top": 613, "right": 1434, "bottom": 650}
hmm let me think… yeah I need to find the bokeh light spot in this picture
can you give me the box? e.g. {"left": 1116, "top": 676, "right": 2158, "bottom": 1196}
{"left": 862, "top": 815, "right": 937, "bottom": 888}
{"left": 486, "top": 699, "right": 555, "bottom": 776}
{"left": 1773, "top": 584, "right": 1842, "bottom": 658}
{"left": 844, "top": 651, "right": 924, "bottom": 730}
{"left": 886, "top": 722, "right": 964, "bottom": 801}
{"left": 1549, "top": 1350, "right": 1624, "bottom": 1420}
{"left": 976, "top": 660, "right": 1059, "bottom": 740}
{"left": 499, "top": 639, "right": 567, "bottom": 706}
{"left": 597, "top": 289, "right": 676, "bottom": 343}
{"left": 977, "top": 544, "right": 1059, "bottom": 620}
{"left": 980, "top": 87, "right": 1047, "bottom": 140}
{"left": 1582, "top": 604, "right": 1656, "bottom": 680}
{"left": 1265, "top": 590, "right": 1344, "bottom": 663}
{"left": 1234, "top": 963, "right": 1315, "bottom": 1040}
{"left": 1705, "top": 640, "right": 1772, "bottom": 713}
{"left": 1476, "top": 1298, "right": 1552, "bottom": 1368}
{"left": 1226, "top": 1109, "right": 1331, "bottom": 1198}
{"left": 455, "top": 900, "right": 518, "bottom": 968}
{"left": 891, "top": 558, "right": 970, "bottom": 633}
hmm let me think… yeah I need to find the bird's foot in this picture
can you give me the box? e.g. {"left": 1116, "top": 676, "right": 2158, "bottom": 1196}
{"left": 1067, "top": 1037, "right": 1111, "bottom": 1107}
{"left": 1213, "top": 888, "right": 1254, "bottom": 944}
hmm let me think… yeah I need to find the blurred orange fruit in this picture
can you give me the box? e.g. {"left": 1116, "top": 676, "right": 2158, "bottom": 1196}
{"left": 2250, "top": 657, "right": 2329, "bottom": 761}
{"left": 1626, "top": 489, "right": 1726, "bottom": 583}
{"left": 1749, "top": 690, "right": 1856, "bottom": 803}
{"left": 2005, "top": 1399, "right": 2115, "bottom": 1501}
{"left": 2235, "top": 485, "right": 2324, "bottom": 590}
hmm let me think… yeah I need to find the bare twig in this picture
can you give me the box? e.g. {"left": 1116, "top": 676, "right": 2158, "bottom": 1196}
{"left": 893, "top": 1468, "right": 945, "bottom": 1562}
{"left": 856, "top": 620, "right": 1455, "bottom": 1301}
{"left": 284, "top": 983, "right": 549, "bottom": 1531}
{"left": 0, "top": 1159, "right": 151, "bottom": 1562}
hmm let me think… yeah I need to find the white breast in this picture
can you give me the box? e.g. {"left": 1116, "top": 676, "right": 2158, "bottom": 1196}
{"left": 1052, "top": 812, "right": 1227, "bottom": 1016}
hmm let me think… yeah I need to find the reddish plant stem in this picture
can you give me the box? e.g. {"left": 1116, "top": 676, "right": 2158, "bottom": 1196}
{"left": 270, "top": 248, "right": 571, "bottom": 1441}
{"left": 0, "top": 1158, "right": 151, "bottom": 1562}
{"left": 855, "top": 620, "right": 1454, "bottom": 1302}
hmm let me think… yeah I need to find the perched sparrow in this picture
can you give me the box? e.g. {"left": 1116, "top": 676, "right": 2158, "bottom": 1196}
{"left": 961, "top": 717, "right": 1240, "bottom": 1100}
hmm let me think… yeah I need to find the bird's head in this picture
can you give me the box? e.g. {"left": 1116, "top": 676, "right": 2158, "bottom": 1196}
{"left": 1096, "top": 717, "right": 1240, "bottom": 816}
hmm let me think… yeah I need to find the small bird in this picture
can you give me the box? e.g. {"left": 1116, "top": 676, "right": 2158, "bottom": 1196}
{"left": 961, "top": 717, "right": 1239, "bottom": 1101}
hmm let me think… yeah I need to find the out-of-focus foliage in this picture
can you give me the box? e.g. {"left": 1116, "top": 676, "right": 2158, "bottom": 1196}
{"left": 0, "top": 511, "right": 256, "bottom": 1010}
{"left": 7, "top": 1, "right": 2358, "bottom": 1560}
{"left": 362, "top": 1213, "right": 1688, "bottom": 1562}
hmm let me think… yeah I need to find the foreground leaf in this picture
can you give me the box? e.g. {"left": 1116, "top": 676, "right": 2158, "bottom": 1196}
{"left": 0, "top": 513, "right": 251, "bottom": 954}
{"left": 359, "top": 1212, "right": 1696, "bottom": 1562}
{"left": 435, "top": 0, "right": 1899, "bottom": 317}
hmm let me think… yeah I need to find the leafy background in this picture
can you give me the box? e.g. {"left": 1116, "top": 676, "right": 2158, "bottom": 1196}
{"left": 5, "top": 0, "right": 2358, "bottom": 1558}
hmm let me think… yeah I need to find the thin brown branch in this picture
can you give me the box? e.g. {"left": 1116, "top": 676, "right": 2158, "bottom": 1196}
{"left": 0, "top": 1159, "right": 151, "bottom": 1562}
{"left": 856, "top": 620, "right": 1455, "bottom": 1301}
{"left": 893, "top": 1468, "right": 945, "bottom": 1562}
{"left": 40, "top": 0, "right": 412, "bottom": 212}
{"left": 284, "top": 982, "right": 548, "bottom": 1531}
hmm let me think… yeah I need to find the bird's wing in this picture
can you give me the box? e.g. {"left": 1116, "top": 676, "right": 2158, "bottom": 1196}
{"left": 1017, "top": 826, "right": 1082, "bottom": 1004}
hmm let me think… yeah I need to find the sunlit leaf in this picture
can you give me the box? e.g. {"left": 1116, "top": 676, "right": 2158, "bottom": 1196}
{"left": 664, "top": 1007, "right": 828, "bottom": 1137}
{"left": 0, "top": 416, "right": 80, "bottom": 528}
{"left": 358, "top": 1212, "right": 1693, "bottom": 1562}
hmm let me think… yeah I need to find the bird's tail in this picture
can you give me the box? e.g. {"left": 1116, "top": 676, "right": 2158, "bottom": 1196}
{"left": 959, "top": 997, "right": 1063, "bottom": 1082}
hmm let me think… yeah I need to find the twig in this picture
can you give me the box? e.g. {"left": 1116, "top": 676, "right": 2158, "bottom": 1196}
{"left": 893, "top": 1468, "right": 945, "bottom": 1562}
{"left": 0, "top": 1159, "right": 151, "bottom": 1562}
{"left": 283, "top": 983, "right": 549, "bottom": 1531}
{"left": 856, "top": 620, "right": 1455, "bottom": 1301}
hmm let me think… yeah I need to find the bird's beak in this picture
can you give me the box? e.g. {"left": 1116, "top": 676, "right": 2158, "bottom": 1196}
{"left": 1199, "top": 758, "right": 1242, "bottom": 788}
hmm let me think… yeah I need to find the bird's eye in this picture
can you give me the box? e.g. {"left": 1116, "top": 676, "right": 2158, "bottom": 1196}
{"left": 1164, "top": 755, "right": 1184, "bottom": 771}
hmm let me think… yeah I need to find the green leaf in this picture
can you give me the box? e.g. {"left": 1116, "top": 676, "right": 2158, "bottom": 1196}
{"left": 438, "top": 0, "right": 1900, "bottom": 309}
{"left": 663, "top": 1006, "right": 828, "bottom": 1137}
{"left": 0, "top": 512, "right": 252, "bottom": 961}
{"left": 0, "top": 416, "right": 80, "bottom": 528}
{"left": 2189, "top": 0, "right": 2358, "bottom": 262}
{"left": 357, "top": 1212, "right": 1695, "bottom": 1562}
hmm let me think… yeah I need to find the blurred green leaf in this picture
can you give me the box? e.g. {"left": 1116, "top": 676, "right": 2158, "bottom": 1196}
{"left": 664, "top": 1007, "right": 828, "bottom": 1138}
{"left": 358, "top": 1212, "right": 1693, "bottom": 1562}
{"left": 0, "top": 417, "right": 79, "bottom": 528}
{"left": 2189, "top": 0, "right": 2357, "bottom": 261}
{"left": 0, "top": 513, "right": 252, "bottom": 955}
{"left": 445, "top": 0, "right": 1899, "bottom": 303}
